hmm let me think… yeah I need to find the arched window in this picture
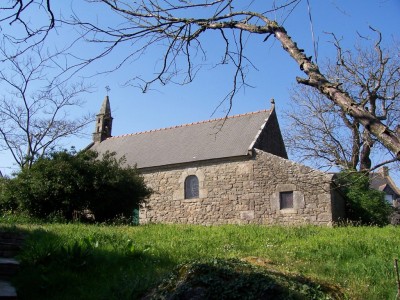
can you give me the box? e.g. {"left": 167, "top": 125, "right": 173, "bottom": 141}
{"left": 185, "top": 175, "right": 199, "bottom": 199}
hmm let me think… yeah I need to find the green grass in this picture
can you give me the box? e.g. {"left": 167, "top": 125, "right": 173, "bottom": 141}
{"left": 2, "top": 223, "right": 400, "bottom": 299}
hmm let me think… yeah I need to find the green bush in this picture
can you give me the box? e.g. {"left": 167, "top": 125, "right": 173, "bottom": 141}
{"left": 0, "top": 176, "right": 19, "bottom": 213}
{"left": 337, "top": 171, "right": 392, "bottom": 226}
{"left": 1, "top": 150, "right": 152, "bottom": 223}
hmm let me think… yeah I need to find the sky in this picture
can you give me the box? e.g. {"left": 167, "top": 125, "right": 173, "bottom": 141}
{"left": 0, "top": 0, "right": 399, "bottom": 182}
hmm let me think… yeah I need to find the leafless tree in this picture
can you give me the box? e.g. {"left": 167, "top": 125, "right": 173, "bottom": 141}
{"left": 285, "top": 85, "right": 354, "bottom": 170}
{"left": 285, "top": 31, "right": 400, "bottom": 172}
{"left": 1, "top": 0, "right": 400, "bottom": 163}
{"left": 0, "top": 46, "right": 93, "bottom": 169}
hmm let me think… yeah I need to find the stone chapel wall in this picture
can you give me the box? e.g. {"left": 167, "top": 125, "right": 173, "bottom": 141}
{"left": 139, "top": 150, "right": 337, "bottom": 225}
{"left": 251, "top": 150, "right": 336, "bottom": 225}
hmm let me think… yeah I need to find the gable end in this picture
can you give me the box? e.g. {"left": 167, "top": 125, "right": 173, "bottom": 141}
{"left": 252, "top": 107, "right": 288, "bottom": 158}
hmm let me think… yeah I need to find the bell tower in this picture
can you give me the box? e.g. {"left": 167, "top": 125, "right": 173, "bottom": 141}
{"left": 93, "top": 96, "right": 113, "bottom": 143}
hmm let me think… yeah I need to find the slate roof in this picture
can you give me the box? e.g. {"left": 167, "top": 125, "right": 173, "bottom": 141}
{"left": 90, "top": 109, "right": 273, "bottom": 169}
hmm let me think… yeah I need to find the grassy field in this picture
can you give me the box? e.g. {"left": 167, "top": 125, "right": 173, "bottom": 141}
{"left": 2, "top": 222, "right": 400, "bottom": 299}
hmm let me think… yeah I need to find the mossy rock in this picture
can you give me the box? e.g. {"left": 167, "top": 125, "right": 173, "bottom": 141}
{"left": 142, "top": 258, "right": 344, "bottom": 299}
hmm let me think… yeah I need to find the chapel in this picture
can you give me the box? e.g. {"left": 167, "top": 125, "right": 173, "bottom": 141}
{"left": 88, "top": 96, "right": 346, "bottom": 225}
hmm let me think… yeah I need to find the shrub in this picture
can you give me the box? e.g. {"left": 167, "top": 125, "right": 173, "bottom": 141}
{"left": 2, "top": 150, "right": 152, "bottom": 222}
{"left": 0, "top": 176, "right": 19, "bottom": 213}
{"left": 337, "top": 171, "right": 392, "bottom": 226}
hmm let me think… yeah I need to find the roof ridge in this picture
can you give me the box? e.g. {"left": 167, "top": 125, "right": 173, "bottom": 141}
{"left": 107, "top": 109, "right": 270, "bottom": 140}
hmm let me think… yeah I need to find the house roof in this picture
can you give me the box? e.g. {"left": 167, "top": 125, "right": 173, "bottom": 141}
{"left": 370, "top": 167, "right": 400, "bottom": 197}
{"left": 90, "top": 109, "right": 273, "bottom": 169}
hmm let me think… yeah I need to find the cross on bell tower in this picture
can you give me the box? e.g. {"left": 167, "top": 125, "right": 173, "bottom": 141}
{"left": 93, "top": 95, "right": 113, "bottom": 143}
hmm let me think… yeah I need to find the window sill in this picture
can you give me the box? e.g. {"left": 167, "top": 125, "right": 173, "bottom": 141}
{"left": 279, "top": 208, "right": 297, "bottom": 214}
{"left": 183, "top": 198, "right": 201, "bottom": 203}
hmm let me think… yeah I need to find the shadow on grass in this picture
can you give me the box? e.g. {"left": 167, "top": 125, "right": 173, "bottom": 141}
{"left": 6, "top": 226, "right": 345, "bottom": 300}
{"left": 10, "top": 227, "right": 176, "bottom": 300}
{"left": 0, "top": 224, "right": 31, "bottom": 238}
{"left": 143, "top": 258, "right": 345, "bottom": 300}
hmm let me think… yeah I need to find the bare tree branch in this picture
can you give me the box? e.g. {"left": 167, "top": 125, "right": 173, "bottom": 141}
{"left": 0, "top": 46, "right": 94, "bottom": 169}
{"left": 0, "top": 0, "right": 55, "bottom": 58}
{"left": 286, "top": 31, "right": 400, "bottom": 172}
{"left": 1, "top": 0, "right": 400, "bottom": 161}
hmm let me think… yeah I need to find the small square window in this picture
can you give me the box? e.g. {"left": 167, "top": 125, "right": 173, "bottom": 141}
{"left": 280, "top": 191, "right": 293, "bottom": 209}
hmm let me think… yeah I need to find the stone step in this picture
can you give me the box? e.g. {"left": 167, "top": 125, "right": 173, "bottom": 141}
{"left": 0, "top": 238, "right": 24, "bottom": 245}
{"left": 0, "top": 232, "right": 25, "bottom": 240}
{"left": 0, "top": 238, "right": 22, "bottom": 246}
{"left": 0, "top": 231, "right": 25, "bottom": 299}
{"left": 0, "top": 243, "right": 22, "bottom": 259}
{"left": 0, "top": 258, "right": 20, "bottom": 280}
{"left": 0, "top": 280, "right": 17, "bottom": 300}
